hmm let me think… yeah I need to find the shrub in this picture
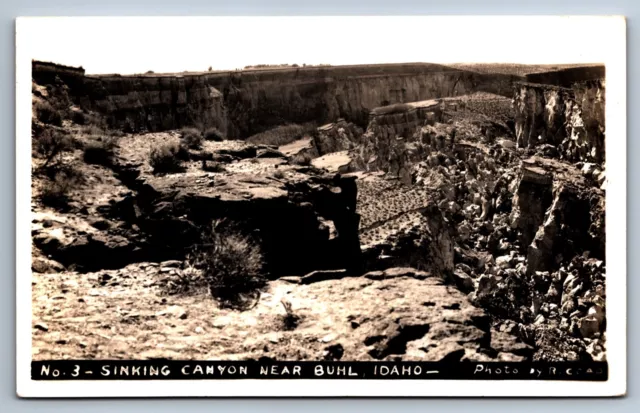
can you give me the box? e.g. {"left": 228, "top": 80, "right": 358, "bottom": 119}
{"left": 33, "top": 129, "right": 74, "bottom": 168}
{"left": 149, "top": 142, "right": 185, "bottom": 173}
{"left": 163, "top": 258, "right": 209, "bottom": 295}
{"left": 40, "top": 168, "right": 80, "bottom": 208}
{"left": 71, "top": 110, "right": 86, "bottom": 125}
{"left": 280, "top": 299, "right": 300, "bottom": 330}
{"left": 273, "top": 169, "right": 285, "bottom": 179}
{"left": 180, "top": 127, "right": 203, "bottom": 149}
{"left": 204, "top": 127, "right": 225, "bottom": 142}
{"left": 83, "top": 136, "right": 119, "bottom": 165}
{"left": 291, "top": 151, "right": 314, "bottom": 166}
{"left": 202, "top": 160, "right": 226, "bottom": 173}
{"left": 246, "top": 123, "right": 317, "bottom": 147}
{"left": 34, "top": 100, "right": 63, "bottom": 126}
{"left": 195, "top": 220, "right": 266, "bottom": 309}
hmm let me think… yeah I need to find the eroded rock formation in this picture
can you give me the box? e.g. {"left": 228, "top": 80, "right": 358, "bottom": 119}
{"left": 514, "top": 80, "right": 605, "bottom": 164}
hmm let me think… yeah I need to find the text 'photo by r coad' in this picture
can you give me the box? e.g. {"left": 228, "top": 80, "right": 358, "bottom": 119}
{"left": 15, "top": 16, "right": 627, "bottom": 397}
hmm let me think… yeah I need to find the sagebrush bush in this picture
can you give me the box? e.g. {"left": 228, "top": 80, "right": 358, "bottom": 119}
{"left": 83, "top": 136, "right": 119, "bottom": 165}
{"left": 180, "top": 127, "right": 203, "bottom": 149}
{"left": 40, "top": 168, "right": 80, "bottom": 208}
{"left": 273, "top": 169, "right": 285, "bottom": 179}
{"left": 291, "top": 151, "right": 314, "bottom": 166}
{"left": 473, "top": 274, "right": 533, "bottom": 323}
{"left": 195, "top": 220, "right": 266, "bottom": 309}
{"left": 71, "top": 110, "right": 86, "bottom": 125}
{"left": 246, "top": 123, "right": 317, "bottom": 146}
{"left": 204, "top": 127, "right": 225, "bottom": 142}
{"left": 34, "top": 100, "right": 63, "bottom": 126}
{"left": 149, "top": 142, "right": 185, "bottom": 173}
{"left": 280, "top": 299, "right": 300, "bottom": 330}
{"left": 33, "top": 129, "right": 74, "bottom": 168}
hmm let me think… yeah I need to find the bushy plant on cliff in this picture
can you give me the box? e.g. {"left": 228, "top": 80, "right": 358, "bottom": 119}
{"left": 291, "top": 151, "right": 314, "bottom": 166}
{"left": 194, "top": 220, "right": 266, "bottom": 309}
{"left": 204, "top": 127, "right": 225, "bottom": 142}
{"left": 34, "top": 100, "right": 63, "bottom": 126}
{"left": 33, "top": 128, "right": 74, "bottom": 169}
{"left": 149, "top": 142, "right": 186, "bottom": 174}
{"left": 71, "top": 110, "right": 86, "bottom": 125}
{"left": 247, "top": 123, "right": 317, "bottom": 147}
{"left": 180, "top": 127, "right": 203, "bottom": 149}
{"left": 40, "top": 167, "right": 81, "bottom": 208}
{"left": 83, "top": 135, "right": 119, "bottom": 166}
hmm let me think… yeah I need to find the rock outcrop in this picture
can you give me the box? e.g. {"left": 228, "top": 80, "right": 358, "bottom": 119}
{"left": 32, "top": 264, "right": 531, "bottom": 361}
{"left": 513, "top": 80, "right": 605, "bottom": 164}
{"left": 362, "top": 204, "right": 455, "bottom": 277}
{"left": 110, "top": 136, "right": 363, "bottom": 277}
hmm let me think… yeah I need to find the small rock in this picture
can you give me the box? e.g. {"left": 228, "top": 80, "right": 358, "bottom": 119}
{"left": 588, "top": 304, "right": 605, "bottom": 326}
{"left": 195, "top": 326, "right": 204, "bottom": 334}
{"left": 323, "top": 343, "right": 344, "bottom": 361}
{"left": 579, "top": 316, "right": 600, "bottom": 338}
{"left": 495, "top": 255, "right": 513, "bottom": 269}
{"left": 156, "top": 305, "right": 188, "bottom": 320}
{"left": 452, "top": 270, "right": 474, "bottom": 293}
{"left": 62, "top": 279, "right": 79, "bottom": 289}
{"left": 476, "top": 274, "right": 497, "bottom": 296}
{"left": 581, "top": 163, "right": 597, "bottom": 176}
{"left": 320, "top": 333, "right": 336, "bottom": 343}
{"left": 162, "top": 260, "right": 182, "bottom": 268}
{"left": 455, "top": 263, "right": 473, "bottom": 275}
{"left": 280, "top": 276, "right": 302, "bottom": 284}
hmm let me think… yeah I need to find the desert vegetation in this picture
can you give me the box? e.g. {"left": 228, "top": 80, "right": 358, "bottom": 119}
{"left": 204, "top": 127, "right": 225, "bottom": 142}
{"left": 246, "top": 123, "right": 317, "bottom": 146}
{"left": 180, "top": 127, "right": 203, "bottom": 149}
{"left": 149, "top": 142, "right": 187, "bottom": 173}
{"left": 192, "top": 221, "right": 267, "bottom": 309}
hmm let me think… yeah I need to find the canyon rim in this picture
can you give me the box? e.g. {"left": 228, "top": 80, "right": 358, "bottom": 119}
{"left": 16, "top": 16, "right": 626, "bottom": 397}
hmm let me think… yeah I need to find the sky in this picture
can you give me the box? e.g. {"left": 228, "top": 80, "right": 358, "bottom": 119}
{"left": 17, "top": 16, "right": 618, "bottom": 75}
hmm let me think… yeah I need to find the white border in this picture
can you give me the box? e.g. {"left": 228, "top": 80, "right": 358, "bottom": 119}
{"left": 16, "top": 16, "right": 627, "bottom": 398}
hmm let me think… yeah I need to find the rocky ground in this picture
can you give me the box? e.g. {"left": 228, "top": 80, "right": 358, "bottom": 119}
{"left": 30, "top": 76, "right": 606, "bottom": 363}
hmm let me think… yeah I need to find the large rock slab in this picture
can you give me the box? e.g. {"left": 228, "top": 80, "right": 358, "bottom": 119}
{"left": 32, "top": 265, "right": 531, "bottom": 361}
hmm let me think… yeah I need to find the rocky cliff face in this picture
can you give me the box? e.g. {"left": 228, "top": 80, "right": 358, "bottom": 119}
{"left": 514, "top": 80, "right": 605, "bottom": 165}
{"left": 34, "top": 61, "right": 519, "bottom": 139}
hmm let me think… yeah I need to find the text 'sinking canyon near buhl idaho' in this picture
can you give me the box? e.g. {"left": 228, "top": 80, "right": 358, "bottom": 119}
{"left": 30, "top": 61, "right": 607, "bottom": 381}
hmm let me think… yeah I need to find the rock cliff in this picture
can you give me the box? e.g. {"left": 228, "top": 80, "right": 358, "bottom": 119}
{"left": 513, "top": 80, "right": 605, "bottom": 165}
{"left": 34, "top": 61, "right": 520, "bottom": 139}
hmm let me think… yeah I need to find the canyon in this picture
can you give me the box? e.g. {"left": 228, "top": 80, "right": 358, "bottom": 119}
{"left": 30, "top": 61, "right": 606, "bottom": 363}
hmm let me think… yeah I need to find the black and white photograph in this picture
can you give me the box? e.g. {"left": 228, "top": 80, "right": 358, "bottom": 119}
{"left": 16, "top": 16, "right": 626, "bottom": 397}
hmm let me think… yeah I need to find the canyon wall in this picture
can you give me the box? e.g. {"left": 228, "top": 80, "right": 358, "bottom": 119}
{"left": 33, "top": 61, "right": 520, "bottom": 138}
{"left": 513, "top": 80, "right": 605, "bottom": 164}
{"left": 525, "top": 65, "right": 605, "bottom": 87}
